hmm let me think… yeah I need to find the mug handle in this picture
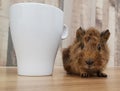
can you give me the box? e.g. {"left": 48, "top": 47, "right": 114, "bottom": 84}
{"left": 61, "top": 24, "right": 68, "bottom": 39}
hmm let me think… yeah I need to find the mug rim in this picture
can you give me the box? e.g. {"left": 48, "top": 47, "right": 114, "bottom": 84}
{"left": 10, "top": 2, "right": 63, "bottom": 13}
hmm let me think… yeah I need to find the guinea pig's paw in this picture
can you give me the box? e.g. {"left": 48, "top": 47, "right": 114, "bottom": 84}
{"left": 81, "top": 72, "right": 89, "bottom": 78}
{"left": 97, "top": 72, "right": 107, "bottom": 77}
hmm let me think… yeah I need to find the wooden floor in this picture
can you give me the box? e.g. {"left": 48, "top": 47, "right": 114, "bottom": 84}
{"left": 0, "top": 66, "right": 120, "bottom": 91}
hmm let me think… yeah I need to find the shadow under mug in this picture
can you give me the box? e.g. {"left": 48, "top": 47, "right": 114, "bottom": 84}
{"left": 10, "top": 3, "right": 68, "bottom": 76}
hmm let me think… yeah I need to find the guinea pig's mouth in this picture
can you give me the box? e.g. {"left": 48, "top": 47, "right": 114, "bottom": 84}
{"left": 86, "top": 65, "right": 94, "bottom": 70}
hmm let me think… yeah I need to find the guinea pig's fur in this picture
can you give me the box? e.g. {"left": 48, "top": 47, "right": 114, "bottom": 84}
{"left": 62, "top": 27, "right": 110, "bottom": 78}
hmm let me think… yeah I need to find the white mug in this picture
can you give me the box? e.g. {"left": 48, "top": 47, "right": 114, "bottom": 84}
{"left": 10, "top": 3, "right": 68, "bottom": 76}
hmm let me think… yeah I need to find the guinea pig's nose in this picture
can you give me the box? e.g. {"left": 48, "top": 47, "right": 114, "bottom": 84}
{"left": 86, "top": 59, "right": 94, "bottom": 65}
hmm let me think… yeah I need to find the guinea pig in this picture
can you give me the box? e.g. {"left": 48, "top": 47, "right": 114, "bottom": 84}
{"left": 62, "top": 27, "right": 110, "bottom": 78}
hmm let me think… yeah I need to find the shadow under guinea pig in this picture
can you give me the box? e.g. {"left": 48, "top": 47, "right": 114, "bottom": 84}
{"left": 62, "top": 27, "right": 110, "bottom": 78}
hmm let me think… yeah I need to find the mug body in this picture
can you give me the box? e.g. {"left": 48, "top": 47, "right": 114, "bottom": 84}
{"left": 10, "top": 3, "right": 63, "bottom": 76}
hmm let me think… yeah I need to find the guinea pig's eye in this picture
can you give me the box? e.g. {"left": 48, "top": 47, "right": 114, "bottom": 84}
{"left": 97, "top": 44, "right": 101, "bottom": 51}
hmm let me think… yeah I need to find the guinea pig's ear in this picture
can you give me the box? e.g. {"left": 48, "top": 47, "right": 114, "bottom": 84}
{"left": 76, "top": 27, "right": 85, "bottom": 41}
{"left": 100, "top": 29, "right": 110, "bottom": 43}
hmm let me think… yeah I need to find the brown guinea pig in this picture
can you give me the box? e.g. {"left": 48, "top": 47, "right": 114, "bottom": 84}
{"left": 62, "top": 27, "right": 110, "bottom": 78}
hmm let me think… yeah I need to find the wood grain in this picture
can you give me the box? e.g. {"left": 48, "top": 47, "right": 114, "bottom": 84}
{"left": 0, "top": 0, "right": 10, "bottom": 66}
{"left": 0, "top": 66, "right": 120, "bottom": 91}
{"left": 115, "top": 0, "right": 120, "bottom": 66}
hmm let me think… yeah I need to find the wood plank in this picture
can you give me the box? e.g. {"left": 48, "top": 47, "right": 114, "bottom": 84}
{"left": 95, "top": 0, "right": 103, "bottom": 30}
{"left": 115, "top": 0, "right": 120, "bottom": 66}
{"left": 0, "top": 66, "right": 120, "bottom": 91}
{"left": 108, "top": 2, "right": 115, "bottom": 67}
{"left": 0, "top": 0, "right": 10, "bottom": 66}
{"left": 102, "top": 0, "right": 109, "bottom": 30}
{"left": 62, "top": 0, "right": 73, "bottom": 48}
{"left": 89, "top": 0, "right": 96, "bottom": 27}
{"left": 81, "top": 0, "right": 96, "bottom": 29}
